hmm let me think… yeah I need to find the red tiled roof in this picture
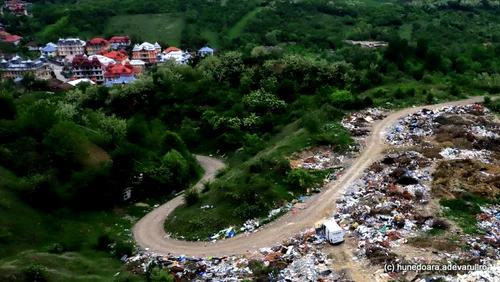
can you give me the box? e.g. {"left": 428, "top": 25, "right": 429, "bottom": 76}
{"left": 72, "top": 55, "right": 104, "bottom": 68}
{"left": 0, "top": 31, "right": 12, "bottom": 40}
{"left": 5, "top": 35, "right": 22, "bottom": 43}
{"left": 164, "top": 46, "right": 181, "bottom": 53}
{"left": 103, "top": 62, "right": 135, "bottom": 78}
{"left": 26, "top": 41, "right": 38, "bottom": 47}
{"left": 87, "top": 38, "right": 109, "bottom": 46}
{"left": 101, "top": 50, "right": 129, "bottom": 61}
{"left": 109, "top": 36, "right": 130, "bottom": 43}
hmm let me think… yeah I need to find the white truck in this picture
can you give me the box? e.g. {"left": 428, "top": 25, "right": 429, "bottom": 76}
{"left": 315, "top": 218, "right": 344, "bottom": 244}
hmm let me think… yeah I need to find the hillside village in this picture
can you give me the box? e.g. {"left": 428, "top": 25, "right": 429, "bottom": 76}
{"left": 0, "top": 8, "right": 215, "bottom": 88}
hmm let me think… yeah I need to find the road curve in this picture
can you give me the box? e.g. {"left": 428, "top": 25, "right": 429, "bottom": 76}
{"left": 132, "top": 96, "right": 485, "bottom": 257}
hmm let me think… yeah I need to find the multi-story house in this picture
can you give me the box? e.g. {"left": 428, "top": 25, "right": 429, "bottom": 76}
{"left": 103, "top": 62, "right": 137, "bottom": 87}
{"left": 98, "top": 50, "right": 129, "bottom": 65}
{"left": 109, "top": 36, "right": 130, "bottom": 50}
{"left": 39, "top": 42, "right": 57, "bottom": 58}
{"left": 0, "top": 55, "right": 51, "bottom": 80}
{"left": 57, "top": 38, "right": 86, "bottom": 60}
{"left": 132, "top": 42, "right": 161, "bottom": 64}
{"left": 71, "top": 55, "right": 105, "bottom": 84}
{"left": 5, "top": 35, "right": 22, "bottom": 46}
{"left": 157, "top": 46, "right": 191, "bottom": 65}
{"left": 86, "top": 38, "right": 110, "bottom": 55}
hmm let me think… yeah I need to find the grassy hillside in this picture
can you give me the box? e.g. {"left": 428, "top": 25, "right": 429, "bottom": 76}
{"left": 104, "top": 13, "right": 185, "bottom": 47}
{"left": 228, "top": 7, "right": 264, "bottom": 40}
{"left": 0, "top": 166, "right": 142, "bottom": 281}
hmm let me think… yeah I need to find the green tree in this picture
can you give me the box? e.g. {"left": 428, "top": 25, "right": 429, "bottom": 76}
{"left": 183, "top": 188, "right": 200, "bottom": 206}
{"left": 330, "top": 89, "right": 355, "bottom": 109}
{"left": 243, "top": 133, "right": 266, "bottom": 155}
{"left": 20, "top": 100, "right": 59, "bottom": 139}
{"left": 42, "top": 121, "right": 88, "bottom": 167}
{"left": 0, "top": 92, "right": 17, "bottom": 120}
{"left": 287, "top": 169, "right": 313, "bottom": 189}
{"left": 162, "top": 149, "right": 190, "bottom": 185}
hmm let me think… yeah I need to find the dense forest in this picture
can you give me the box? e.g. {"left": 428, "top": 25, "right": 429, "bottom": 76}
{"left": 2, "top": 0, "right": 500, "bottom": 280}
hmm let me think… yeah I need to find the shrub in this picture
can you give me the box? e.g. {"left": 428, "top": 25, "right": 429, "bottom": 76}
{"left": 431, "top": 218, "right": 450, "bottom": 230}
{"left": 183, "top": 188, "right": 200, "bottom": 206}
{"left": 23, "top": 263, "right": 48, "bottom": 282}
{"left": 201, "top": 181, "right": 211, "bottom": 193}
{"left": 114, "top": 240, "right": 134, "bottom": 259}
{"left": 96, "top": 233, "right": 114, "bottom": 251}
{"left": 215, "top": 167, "right": 229, "bottom": 178}
{"left": 426, "top": 92, "right": 434, "bottom": 104}
{"left": 47, "top": 243, "right": 64, "bottom": 254}
{"left": 373, "top": 88, "right": 388, "bottom": 98}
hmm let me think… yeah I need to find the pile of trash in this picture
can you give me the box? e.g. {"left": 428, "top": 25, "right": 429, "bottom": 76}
{"left": 386, "top": 104, "right": 494, "bottom": 147}
{"left": 469, "top": 205, "right": 500, "bottom": 260}
{"left": 455, "top": 263, "right": 500, "bottom": 282}
{"left": 290, "top": 152, "right": 346, "bottom": 170}
{"left": 333, "top": 151, "right": 434, "bottom": 262}
{"left": 341, "top": 107, "right": 388, "bottom": 136}
{"left": 125, "top": 228, "right": 353, "bottom": 281}
{"left": 439, "top": 148, "right": 493, "bottom": 163}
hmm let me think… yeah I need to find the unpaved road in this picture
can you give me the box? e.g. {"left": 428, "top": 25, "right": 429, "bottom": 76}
{"left": 133, "top": 97, "right": 484, "bottom": 257}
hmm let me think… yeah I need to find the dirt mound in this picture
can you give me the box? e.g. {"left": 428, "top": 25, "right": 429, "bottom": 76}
{"left": 82, "top": 142, "right": 112, "bottom": 168}
{"left": 432, "top": 159, "right": 500, "bottom": 199}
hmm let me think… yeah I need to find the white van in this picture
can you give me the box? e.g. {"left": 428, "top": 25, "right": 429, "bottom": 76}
{"left": 315, "top": 218, "right": 345, "bottom": 244}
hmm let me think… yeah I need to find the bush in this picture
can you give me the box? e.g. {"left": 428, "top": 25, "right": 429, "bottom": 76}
{"left": 23, "top": 263, "right": 48, "bottom": 282}
{"left": 426, "top": 92, "right": 434, "bottom": 104}
{"left": 431, "top": 218, "right": 450, "bottom": 230}
{"left": 201, "top": 181, "right": 212, "bottom": 193}
{"left": 114, "top": 240, "right": 134, "bottom": 259}
{"left": 215, "top": 167, "right": 229, "bottom": 178}
{"left": 183, "top": 188, "right": 200, "bottom": 206}
{"left": 47, "top": 243, "right": 64, "bottom": 254}
{"left": 373, "top": 88, "right": 388, "bottom": 98}
{"left": 96, "top": 233, "right": 114, "bottom": 251}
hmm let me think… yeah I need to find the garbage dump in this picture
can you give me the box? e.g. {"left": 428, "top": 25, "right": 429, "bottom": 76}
{"left": 125, "top": 228, "right": 354, "bottom": 281}
{"left": 385, "top": 104, "right": 495, "bottom": 147}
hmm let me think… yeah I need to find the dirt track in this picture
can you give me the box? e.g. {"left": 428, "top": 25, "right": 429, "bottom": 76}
{"left": 132, "top": 97, "right": 484, "bottom": 257}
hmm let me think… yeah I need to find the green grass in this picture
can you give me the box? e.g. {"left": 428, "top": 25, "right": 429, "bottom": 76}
{"left": 0, "top": 166, "right": 142, "bottom": 281}
{"left": 0, "top": 251, "right": 143, "bottom": 282}
{"left": 201, "top": 30, "right": 220, "bottom": 49}
{"left": 335, "top": 0, "right": 397, "bottom": 6}
{"left": 399, "top": 24, "right": 412, "bottom": 40}
{"left": 228, "top": 7, "right": 264, "bottom": 40}
{"left": 104, "top": 13, "right": 185, "bottom": 47}
{"left": 440, "top": 193, "right": 500, "bottom": 235}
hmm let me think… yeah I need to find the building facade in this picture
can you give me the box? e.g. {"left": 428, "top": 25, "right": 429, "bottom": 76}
{"left": 57, "top": 38, "right": 86, "bottom": 60}
{"left": 132, "top": 42, "right": 161, "bottom": 64}
{"left": 103, "top": 62, "right": 137, "bottom": 87}
{"left": 71, "top": 55, "right": 105, "bottom": 83}
{"left": 157, "top": 47, "right": 191, "bottom": 65}
{"left": 86, "top": 38, "right": 110, "bottom": 55}
{"left": 39, "top": 42, "right": 58, "bottom": 57}
{"left": 109, "top": 36, "right": 130, "bottom": 50}
{"left": 99, "top": 50, "right": 129, "bottom": 65}
{"left": 0, "top": 55, "right": 51, "bottom": 80}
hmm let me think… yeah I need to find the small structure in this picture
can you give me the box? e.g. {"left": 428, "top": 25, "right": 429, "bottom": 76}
{"left": 129, "top": 59, "right": 146, "bottom": 73}
{"left": 132, "top": 42, "right": 161, "bottom": 64}
{"left": 343, "top": 40, "right": 388, "bottom": 48}
{"left": 98, "top": 50, "right": 129, "bottom": 65}
{"left": 0, "top": 30, "right": 12, "bottom": 41}
{"left": 86, "top": 38, "right": 110, "bottom": 55}
{"left": 39, "top": 42, "right": 57, "bottom": 58}
{"left": 65, "top": 77, "right": 96, "bottom": 87}
{"left": 0, "top": 54, "right": 51, "bottom": 80}
{"left": 198, "top": 46, "right": 214, "bottom": 57}
{"left": 87, "top": 54, "right": 116, "bottom": 66}
{"left": 57, "top": 38, "right": 86, "bottom": 60}
{"left": 109, "top": 36, "right": 131, "bottom": 50}
{"left": 5, "top": 35, "right": 22, "bottom": 46}
{"left": 26, "top": 41, "right": 39, "bottom": 51}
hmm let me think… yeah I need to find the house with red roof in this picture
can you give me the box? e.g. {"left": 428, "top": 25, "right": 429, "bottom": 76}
{"left": 0, "top": 31, "right": 12, "bottom": 41}
{"left": 71, "top": 55, "right": 105, "bottom": 84}
{"left": 109, "top": 36, "right": 130, "bottom": 50}
{"left": 98, "top": 49, "right": 130, "bottom": 65}
{"left": 103, "top": 61, "right": 137, "bottom": 87}
{"left": 5, "top": 35, "right": 22, "bottom": 46}
{"left": 86, "top": 38, "right": 110, "bottom": 55}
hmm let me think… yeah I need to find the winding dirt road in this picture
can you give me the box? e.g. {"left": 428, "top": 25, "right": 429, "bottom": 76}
{"left": 132, "top": 96, "right": 484, "bottom": 257}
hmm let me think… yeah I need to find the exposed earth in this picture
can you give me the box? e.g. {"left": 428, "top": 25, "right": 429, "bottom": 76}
{"left": 132, "top": 97, "right": 486, "bottom": 264}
